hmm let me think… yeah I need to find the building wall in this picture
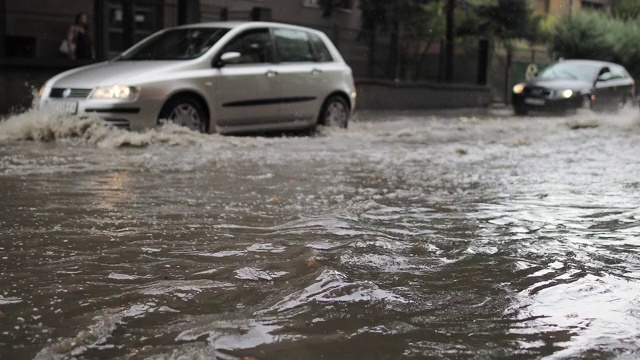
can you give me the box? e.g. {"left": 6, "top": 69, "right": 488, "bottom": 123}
{"left": 531, "top": 0, "right": 612, "bottom": 16}
{"left": 199, "top": 0, "right": 360, "bottom": 32}
{"left": 5, "top": 1, "right": 93, "bottom": 59}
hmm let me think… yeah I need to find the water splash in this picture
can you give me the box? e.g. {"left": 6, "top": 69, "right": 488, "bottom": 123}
{"left": 0, "top": 108, "right": 214, "bottom": 148}
{"left": 565, "top": 107, "right": 640, "bottom": 130}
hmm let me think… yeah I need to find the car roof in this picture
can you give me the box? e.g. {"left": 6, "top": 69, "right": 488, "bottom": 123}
{"left": 174, "top": 21, "right": 321, "bottom": 33}
{"left": 557, "top": 59, "right": 624, "bottom": 68}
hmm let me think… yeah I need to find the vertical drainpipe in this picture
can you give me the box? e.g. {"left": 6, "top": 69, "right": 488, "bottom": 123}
{"left": 178, "top": 0, "right": 201, "bottom": 25}
{"left": 94, "top": 0, "right": 105, "bottom": 61}
{"left": 178, "top": 0, "right": 187, "bottom": 25}
{"left": 445, "top": 0, "right": 455, "bottom": 82}
{"left": 122, "top": 0, "right": 134, "bottom": 49}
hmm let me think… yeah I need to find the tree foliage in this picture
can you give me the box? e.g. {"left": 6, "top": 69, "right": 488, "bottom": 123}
{"left": 320, "top": 0, "right": 439, "bottom": 32}
{"left": 457, "top": 0, "right": 539, "bottom": 42}
{"left": 551, "top": 11, "right": 640, "bottom": 79}
{"left": 612, "top": 0, "right": 640, "bottom": 21}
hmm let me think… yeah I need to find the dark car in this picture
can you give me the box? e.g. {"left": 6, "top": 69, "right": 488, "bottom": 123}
{"left": 512, "top": 59, "right": 635, "bottom": 115}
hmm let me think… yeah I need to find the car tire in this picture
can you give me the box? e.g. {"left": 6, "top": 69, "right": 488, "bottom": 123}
{"left": 513, "top": 106, "right": 528, "bottom": 116}
{"left": 158, "top": 95, "right": 208, "bottom": 133}
{"left": 319, "top": 95, "right": 349, "bottom": 128}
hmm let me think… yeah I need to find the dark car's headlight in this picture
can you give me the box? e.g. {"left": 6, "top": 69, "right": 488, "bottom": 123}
{"left": 560, "top": 89, "right": 573, "bottom": 98}
{"left": 513, "top": 84, "right": 525, "bottom": 94}
{"left": 91, "top": 85, "right": 140, "bottom": 100}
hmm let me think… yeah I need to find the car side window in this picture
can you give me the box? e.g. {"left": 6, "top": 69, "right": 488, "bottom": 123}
{"left": 609, "top": 66, "right": 627, "bottom": 80}
{"left": 309, "top": 33, "right": 334, "bottom": 62}
{"left": 221, "top": 29, "right": 272, "bottom": 64}
{"left": 274, "top": 28, "right": 315, "bottom": 62}
{"left": 599, "top": 67, "right": 625, "bottom": 81}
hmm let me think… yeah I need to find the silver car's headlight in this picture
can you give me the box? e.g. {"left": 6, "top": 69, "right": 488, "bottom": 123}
{"left": 91, "top": 85, "right": 140, "bottom": 100}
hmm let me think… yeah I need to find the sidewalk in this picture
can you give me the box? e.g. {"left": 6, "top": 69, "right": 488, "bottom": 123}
{"left": 353, "top": 103, "right": 513, "bottom": 122}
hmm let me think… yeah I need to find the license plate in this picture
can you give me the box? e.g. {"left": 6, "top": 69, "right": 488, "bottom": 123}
{"left": 45, "top": 100, "right": 78, "bottom": 114}
{"left": 524, "top": 98, "right": 545, "bottom": 106}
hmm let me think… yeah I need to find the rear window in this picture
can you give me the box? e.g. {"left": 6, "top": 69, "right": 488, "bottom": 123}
{"left": 274, "top": 28, "right": 315, "bottom": 62}
{"left": 310, "top": 33, "right": 334, "bottom": 62}
{"left": 610, "top": 66, "right": 629, "bottom": 79}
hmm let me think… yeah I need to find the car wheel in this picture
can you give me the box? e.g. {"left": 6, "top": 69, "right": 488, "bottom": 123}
{"left": 513, "top": 106, "right": 528, "bottom": 116}
{"left": 158, "top": 95, "right": 208, "bottom": 133}
{"left": 319, "top": 95, "right": 349, "bottom": 128}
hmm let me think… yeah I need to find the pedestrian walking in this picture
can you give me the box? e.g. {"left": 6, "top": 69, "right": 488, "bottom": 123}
{"left": 65, "top": 12, "right": 94, "bottom": 60}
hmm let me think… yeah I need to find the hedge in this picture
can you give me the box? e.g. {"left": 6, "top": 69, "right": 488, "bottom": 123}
{"left": 551, "top": 11, "right": 640, "bottom": 80}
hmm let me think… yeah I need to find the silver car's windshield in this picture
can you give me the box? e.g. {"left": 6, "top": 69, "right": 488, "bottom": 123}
{"left": 537, "top": 62, "right": 599, "bottom": 82}
{"left": 119, "top": 28, "right": 229, "bottom": 61}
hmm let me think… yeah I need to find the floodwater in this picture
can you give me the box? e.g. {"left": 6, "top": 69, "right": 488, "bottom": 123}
{"left": 1, "top": 108, "right": 640, "bottom": 359}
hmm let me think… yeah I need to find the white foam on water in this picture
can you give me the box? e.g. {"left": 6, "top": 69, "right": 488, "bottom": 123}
{"left": 339, "top": 253, "right": 436, "bottom": 275}
{"left": 510, "top": 273, "right": 640, "bottom": 359}
{"left": 268, "top": 269, "right": 408, "bottom": 314}
{"left": 246, "top": 242, "right": 286, "bottom": 253}
{"left": 565, "top": 107, "right": 640, "bottom": 130}
{"left": 108, "top": 272, "right": 143, "bottom": 280}
{"left": 34, "top": 303, "right": 181, "bottom": 359}
{"left": 34, "top": 307, "right": 125, "bottom": 359}
{"left": 175, "top": 319, "right": 299, "bottom": 352}
{"left": 0, "top": 296, "right": 23, "bottom": 305}
{"left": 199, "top": 250, "right": 246, "bottom": 258}
{"left": 139, "top": 279, "right": 235, "bottom": 299}
{"left": 234, "top": 267, "right": 288, "bottom": 281}
{"left": 193, "top": 268, "right": 219, "bottom": 275}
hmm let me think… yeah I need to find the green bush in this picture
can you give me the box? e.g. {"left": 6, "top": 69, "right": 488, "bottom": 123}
{"left": 551, "top": 12, "right": 640, "bottom": 80}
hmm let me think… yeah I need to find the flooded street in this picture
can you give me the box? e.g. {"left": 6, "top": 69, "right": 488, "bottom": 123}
{"left": 1, "top": 108, "right": 640, "bottom": 359}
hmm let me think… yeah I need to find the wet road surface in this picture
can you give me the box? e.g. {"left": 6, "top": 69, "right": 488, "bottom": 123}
{"left": 1, "top": 108, "right": 640, "bottom": 359}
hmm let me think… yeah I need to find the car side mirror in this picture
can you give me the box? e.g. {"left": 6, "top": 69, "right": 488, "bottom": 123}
{"left": 215, "top": 51, "right": 242, "bottom": 68}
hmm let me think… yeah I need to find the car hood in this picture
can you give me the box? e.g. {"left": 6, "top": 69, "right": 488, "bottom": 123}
{"left": 51, "top": 61, "right": 195, "bottom": 88}
{"left": 526, "top": 78, "right": 592, "bottom": 90}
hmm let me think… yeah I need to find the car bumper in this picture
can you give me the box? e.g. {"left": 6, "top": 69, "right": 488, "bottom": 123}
{"left": 39, "top": 97, "right": 161, "bottom": 131}
{"left": 512, "top": 93, "right": 584, "bottom": 112}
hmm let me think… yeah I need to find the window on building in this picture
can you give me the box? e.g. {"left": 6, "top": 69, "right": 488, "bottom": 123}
{"left": 303, "top": 0, "right": 352, "bottom": 10}
{"left": 581, "top": 0, "right": 604, "bottom": 10}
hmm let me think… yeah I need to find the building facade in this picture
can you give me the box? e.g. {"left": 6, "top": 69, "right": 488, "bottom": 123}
{"left": 0, "top": 0, "right": 361, "bottom": 62}
{"left": 0, "top": 0, "right": 616, "bottom": 114}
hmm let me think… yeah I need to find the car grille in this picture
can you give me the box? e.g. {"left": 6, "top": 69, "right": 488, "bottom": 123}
{"left": 525, "top": 87, "right": 553, "bottom": 97}
{"left": 49, "top": 88, "right": 93, "bottom": 99}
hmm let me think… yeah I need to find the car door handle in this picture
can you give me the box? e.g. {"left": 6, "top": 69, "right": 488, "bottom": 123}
{"left": 266, "top": 70, "right": 278, "bottom": 78}
{"left": 311, "top": 68, "right": 323, "bottom": 75}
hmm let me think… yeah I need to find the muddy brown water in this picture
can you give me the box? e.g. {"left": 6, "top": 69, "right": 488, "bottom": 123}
{"left": 1, "top": 109, "right": 640, "bottom": 359}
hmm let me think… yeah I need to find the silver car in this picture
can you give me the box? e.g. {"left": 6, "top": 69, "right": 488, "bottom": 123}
{"left": 38, "top": 21, "right": 356, "bottom": 133}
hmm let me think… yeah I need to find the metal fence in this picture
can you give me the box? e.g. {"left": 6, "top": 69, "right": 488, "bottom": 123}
{"left": 490, "top": 43, "right": 554, "bottom": 103}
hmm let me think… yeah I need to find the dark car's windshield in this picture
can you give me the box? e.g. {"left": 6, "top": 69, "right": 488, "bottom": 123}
{"left": 537, "top": 62, "right": 600, "bottom": 82}
{"left": 119, "top": 28, "right": 229, "bottom": 61}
